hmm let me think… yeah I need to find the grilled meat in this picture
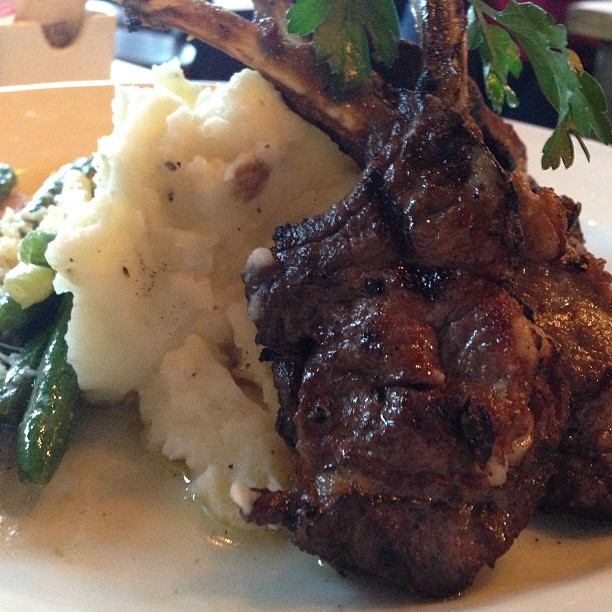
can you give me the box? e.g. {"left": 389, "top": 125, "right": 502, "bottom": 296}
{"left": 123, "top": 0, "right": 612, "bottom": 595}
{"left": 241, "top": 3, "right": 570, "bottom": 590}
{"left": 513, "top": 210, "right": 612, "bottom": 519}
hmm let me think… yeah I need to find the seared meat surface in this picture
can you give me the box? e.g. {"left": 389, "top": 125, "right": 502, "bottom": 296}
{"left": 242, "top": 69, "right": 569, "bottom": 594}
{"left": 123, "top": 0, "right": 612, "bottom": 597}
{"left": 243, "top": 97, "right": 611, "bottom": 592}
{"left": 239, "top": 0, "right": 609, "bottom": 596}
{"left": 246, "top": 257, "right": 568, "bottom": 596}
{"left": 515, "top": 240, "right": 612, "bottom": 519}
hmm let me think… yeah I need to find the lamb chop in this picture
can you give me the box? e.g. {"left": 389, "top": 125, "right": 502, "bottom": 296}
{"left": 238, "top": 1, "right": 571, "bottom": 597}
{"left": 123, "top": 0, "right": 611, "bottom": 596}
{"left": 512, "top": 198, "right": 612, "bottom": 519}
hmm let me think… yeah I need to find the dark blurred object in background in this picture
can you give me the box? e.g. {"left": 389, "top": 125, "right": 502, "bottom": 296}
{"left": 109, "top": 0, "right": 196, "bottom": 68}
{"left": 185, "top": 3, "right": 253, "bottom": 81}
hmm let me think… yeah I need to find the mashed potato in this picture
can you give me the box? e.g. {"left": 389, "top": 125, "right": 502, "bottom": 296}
{"left": 45, "top": 61, "right": 360, "bottom": 525}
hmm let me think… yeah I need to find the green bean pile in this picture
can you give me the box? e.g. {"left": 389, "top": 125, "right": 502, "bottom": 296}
{"left": 0, "top": 159, "right": 93, "bottom": 485}
{"left": 0, "top": 163, "right": 17, "bottom": 203}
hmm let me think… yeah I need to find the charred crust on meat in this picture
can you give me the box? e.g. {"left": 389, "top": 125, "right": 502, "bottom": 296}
{"left": 307, "top": 399, "right": 332, "bottom": 424}
{"left": 460, "top": 402, "right": 496, "bottom": 466}
{"left": 404, "top": 268, "right": 452, "bottom": 302}
{"left": 358, "top": 330, "right": 383, "bottom": 353}
{"left": 258, "top": 347, "right": 274, "bottom": 363}
{"left": 124, "top": 0, "right": 612, "bottom": 597}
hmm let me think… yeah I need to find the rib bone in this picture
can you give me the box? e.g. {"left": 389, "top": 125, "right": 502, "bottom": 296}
{"left": 122, "top": 0, "right": 396, "bottom": 163}
{"left": 122, "top": 0, "right": 527, "bottom": 170}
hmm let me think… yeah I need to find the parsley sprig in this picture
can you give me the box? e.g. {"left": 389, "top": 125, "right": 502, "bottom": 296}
{"left": 468, "top": 0, "right": 612, "bottom": 169}
{"left": 286, "top": 0, "right": 400, "bottom": 94}
{"left": 286, "top": 0, "right": 611, "bottom": 170}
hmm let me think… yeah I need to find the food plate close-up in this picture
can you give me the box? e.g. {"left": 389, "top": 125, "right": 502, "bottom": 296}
{"left": 0, "top": 75, "right": 610, "bottom": 612}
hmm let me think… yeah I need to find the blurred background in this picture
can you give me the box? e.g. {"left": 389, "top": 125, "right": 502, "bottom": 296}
{"left": 4, "top": 0, "right": 607, "bottom": 127}
{"left": 106, "top": 0, "right": 610, "bottom": 128}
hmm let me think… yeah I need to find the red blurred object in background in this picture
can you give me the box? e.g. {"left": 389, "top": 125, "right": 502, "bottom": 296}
{"left": 0, "top": 0, "right": 17, "bottom": 18}
{"left": 486, "top": 0, "right": 596, "bottom": 66}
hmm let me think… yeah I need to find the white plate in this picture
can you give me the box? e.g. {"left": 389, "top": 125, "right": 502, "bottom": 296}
{"left": 0, "top": 83, "right": 611, "bottom": 611}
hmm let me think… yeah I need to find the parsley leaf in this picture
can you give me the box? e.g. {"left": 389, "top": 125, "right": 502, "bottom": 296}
{"left": 467, "top": 7, "right": 522, "bottom": 113}
{"left": 468, "top": 0, "right": 612, "bottom": 169}
{"left": 287, "top": 0, "right": 610, "bottom": 169}
{"left": 286, "top": 0, "right": 400, "bottom": 94}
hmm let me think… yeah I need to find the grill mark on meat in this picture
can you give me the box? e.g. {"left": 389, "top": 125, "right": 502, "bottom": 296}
{"left": 240, "top": 1, "right": 574, "bottom": 595}
{"left": 123, "top": 0, "right": 612, "bottom": 596}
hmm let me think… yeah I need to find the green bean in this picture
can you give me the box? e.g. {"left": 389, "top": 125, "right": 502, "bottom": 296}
{"left": 19, "top": 230, "right": 57, "bottom": 267}
{"left": 0, "top": 163, "right": 17, "bottom": 203}
{"left": 0, "top": 326, "right": 51, "bottom": 426}
{"left": 0, "top": 291, "right": 31, "bottom": 332}
{"left": 0, "top": 290, "right": 60, "bottom": 334}
{"left": 16, "top": 294, "right": 79, "bottom": 484}
{"left": 22, "top": 156, "right": 94, "bottom": 218}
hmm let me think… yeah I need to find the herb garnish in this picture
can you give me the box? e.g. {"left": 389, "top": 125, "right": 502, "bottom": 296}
{"left": 286, "top": 0, "right": 400, "bottom": 94}
{"left": 286, "top": 0, "right": 612, "bottom": 169}
{"left": 468, "top": 0, "right": 612, "bottom": 169}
